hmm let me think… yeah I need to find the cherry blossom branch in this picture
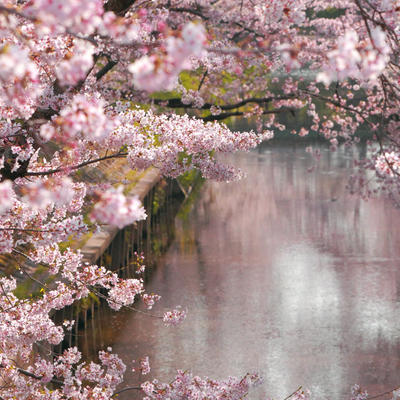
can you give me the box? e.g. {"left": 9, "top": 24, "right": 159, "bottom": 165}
{"left": 357, "top": 0, "right": 400, "bottom": 44}
{"left": 203, "top": 111, "right": 245, "bottom": 121}
{"left": 169, "top": 1, "right": 265, "bottom": 41}
{"left": 354, "top": 0, "right": 374, "bottom": 45}
{"left": 25, "top": 152, "right": 128, "bottom": 177}
{"left": 0, "top": 5, "right": 98, "bottom": 45}
{"left": 368, "top": 386, "right": 400, "bottom": 400}
{"left": 12, "top": 247, "right": 161, "bottom": 320}
{"left": 86, "top": 284, "right": 162, "bottom": 319}
{"left": 0, "top": 5, "right": 37, "bottom": 22}
{"left": 302, "top": 90, "right": 372, "bottom": 125}
{"left": 16, "top": 263, "right": 49, "bottom": 291}
{"left": 283, "top": 386, "right": 303, "bottom": 400}
{"left": 153, "top": 95, "right": 295, "bottom": 111}
{"left": 15, "top": 367, "right": 64, "bottom": 385}
{"left": 169, "top": 7, "right": 209, "bottom": 20}
{"left": 0, "top": 228, "right": 63, "bottom": 233}
{"left": 197, "top": 69, "right": 208, "bottom": 91}
{"left": 95, "top": 59, "right": 118, "bottom": 81}
{"left": 12, "top": 250, "right": 49, "bottom": 290}
{"left": 203, "top": 108, "right": 287, "bottom": 122}
{"left": 0, "top": 281, "right": 13, "bottom": 307}
{"left": 104, "top": 0, "right": 136, "bottom": 15}
{"left": 0, "top": 364, "right": 63, "bottom": 386}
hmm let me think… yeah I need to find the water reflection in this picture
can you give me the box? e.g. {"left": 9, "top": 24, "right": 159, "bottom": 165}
{"left": 88, "top": 143, "right": 400, "bottom": 400}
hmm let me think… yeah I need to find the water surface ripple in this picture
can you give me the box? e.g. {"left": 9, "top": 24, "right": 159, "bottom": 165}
{"left": 101, "top": 144, "right": 400, "bottom": 400}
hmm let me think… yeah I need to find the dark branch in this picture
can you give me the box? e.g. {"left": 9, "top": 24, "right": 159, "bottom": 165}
{"left": 202, "top": 108, "right": 289, "bottom": 122}
{"left": 153, "top": 95, "right": 295, "bottom": 112}
{"left": 0, "top": 365, "right": 64, "bottom": 386}
{"left": 96, "top": 60, "right": 118, "bottom": 81}
{"left": 169, "top": 7, "right": 209, "bottom": 20}
{"left": 111, "top": 386, "right": 142, "bottom": 397}
{"left": 104, "top": 0, "right": 135, "bottom": 15}
{"left": 203, "top": 111, "right": 244, "bottom": 121}
{"left": 198, "top": 69, "right": 208, "bottom": 91}
{"left": 25, "top": 152, "right": 128, "bottom": 177}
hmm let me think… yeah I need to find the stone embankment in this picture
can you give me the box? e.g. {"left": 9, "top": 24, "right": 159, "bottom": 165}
{"left": 81, "top": 166, "right": 160, "bottom": 265}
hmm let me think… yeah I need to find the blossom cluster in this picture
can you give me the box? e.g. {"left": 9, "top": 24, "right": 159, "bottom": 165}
{"left": 318, "top": 27, "right": 390, "bottom": 85}
{"left": 23, "top": 0, "right": 104, "bottom": 35}
{"left": 40, "top": 94, "right": 117, "bottom": 143}
{"left": 375, "top": 151, "right": 400, "bottom": 177}
{"left": 0, "top": 44, "right": 41, "bottom": 117}
{"left": 55, "top": 41, "right": 95, "bottom": 86}
{"left": 90, "top": 186, "right": 146, "bottom": 229}
{"left": 163, "top": 308, "right": 187, "bottom": 326}
{"left": 113, "top": 106, "right": 267, "bottom": 182}
{"left": 129, "top": 22, "right": 206, "bottom": 91}
{"left": 141, "top": 370, "right": 263, "bottom": 400}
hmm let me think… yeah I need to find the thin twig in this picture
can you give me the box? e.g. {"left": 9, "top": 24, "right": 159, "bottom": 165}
{"left": 197, "top": 69, "right": 208, "bottom": 91}
{"left": 111, "top": 386, "right": 142, "bottom": 397}
{"left": 283, "top": 386, "right": 303, "bottom": 400}
{"left": 0, "top": 281, "right": 13, "bottom": 307}
{"left": 369, "top": 387, "right": 400, "bottom": 400}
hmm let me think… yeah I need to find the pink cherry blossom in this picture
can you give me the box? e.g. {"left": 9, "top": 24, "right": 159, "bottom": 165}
{"left": 23, "top": 0, "right": 104, "bottom": 35}
{"left": 139, "top": 356, "right": 151, "bottom": 375}
{"left": 129, "top": 22, "right": 206, "bottom": 91}
{"left": 0, "top": 180, "right": 14, "bottom": 214}
{"left": 90, "top": 186, "right": 146, "bottom": 229}
{"left": 375, "top": 152, "right": 400, "bottom": 177}
{"left": 163, "top": 307, "right": 187, "bottom": 326}
{"left": 107, "top": 278, "right": 144, "bottom": 310}
{"left": 56, "top": 40, "right": 94, "bottom": 86}
{"left": 0, "top": 1, "right": 399, "bottom": 399}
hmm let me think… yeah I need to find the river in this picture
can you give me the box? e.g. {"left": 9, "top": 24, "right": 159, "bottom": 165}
{"left": 83, "top": 142, "right": 400, "bottom": 400}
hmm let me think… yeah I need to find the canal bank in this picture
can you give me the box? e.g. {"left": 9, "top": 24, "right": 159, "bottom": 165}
{"left": 80, "top": 166, "right": 161, "bottom": 265}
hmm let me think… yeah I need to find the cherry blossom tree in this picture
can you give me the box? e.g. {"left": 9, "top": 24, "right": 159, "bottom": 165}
{"left": 0, "top": 0, "right": 399, "bottom": 399}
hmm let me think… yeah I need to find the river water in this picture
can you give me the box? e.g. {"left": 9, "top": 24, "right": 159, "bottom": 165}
{"left": 86, "top": 142, "right": 400, "bottom": 400}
